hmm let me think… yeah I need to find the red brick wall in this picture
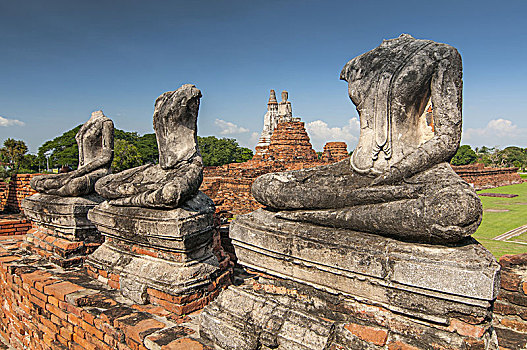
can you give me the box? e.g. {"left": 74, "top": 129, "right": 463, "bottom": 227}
{"left": 4, "top": 174, "right": 39, "bottom": 212}
{"left": 494, "top": 253, "right": 527, "bottom": 350}
{"left": 0, "top": 217, "right": 31, "bottom": 236}
{"left": 0, "top": 236, "right": 219, "bottom": 350}
{"left": 321, "top": 142, "right": 348, "bottom": 162}
{"left": 451, "top": 164, "right": 523, "bottom": 190}
{"left": 0, "top": 182, "right": 7, "bottom": 211}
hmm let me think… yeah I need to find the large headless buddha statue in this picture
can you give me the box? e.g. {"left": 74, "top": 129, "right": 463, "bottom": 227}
{"left": 31, "top": 111, "right": 114, "bottom": 197}
{"left": 252, "top": 34, "right": 482, "bottom": 243}
{"left": 94, "top": 84, "right": 203, "bottom": 208}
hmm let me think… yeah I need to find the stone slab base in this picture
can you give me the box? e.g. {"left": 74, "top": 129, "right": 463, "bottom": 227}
{"left": 86, "top": 233, "right": 232, "bottom": 314}
{"left": 21, "top": 193, "right": 103, "bottom": 267}
{"left": 231, "top": 209, "right": 500, "bottom": 305}
{"left": 201, "top": 275, "right": 498, "bottom": 350}
{"left": 86, "top": 192, "right": 233, "bottom": 311}
{"left": 200, "top": 209, "right": 501, "bottom": 349}
{"left": 22, "top": 223, "right": 101, "bottom": 268}
{"left": 22, "top": 193, "right": 103, "bottom": 241}
{"left": 0, "top": 234, "right": 217, "bottom": 350}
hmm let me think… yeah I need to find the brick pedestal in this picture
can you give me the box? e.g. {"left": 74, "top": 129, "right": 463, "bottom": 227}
{"left": 22, "top": 223, "right": 101, "bottom": 268}
{"left": 0, "top": 234, "right": 215, "bottom": 350}
{"left": 21, "top": 193, "right": 104, "bottom": 267}
{"left": 86, "top": 192, "right": 232, "bottom": 315}
{"left": 493, "top": 253, "right": 527, "bottom": 350}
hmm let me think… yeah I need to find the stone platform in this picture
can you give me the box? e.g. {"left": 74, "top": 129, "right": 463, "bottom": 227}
{"left": 86, "top": 192, "right": 231, "bottom": 313}
{"left": 0, "top": 232, "right": 522, "bottom": 349}
{"left": 21, "top": 193, "right": 104, "bottom": 267}
{"left": 200, "top": 209, "right": 501, "bottom": 349}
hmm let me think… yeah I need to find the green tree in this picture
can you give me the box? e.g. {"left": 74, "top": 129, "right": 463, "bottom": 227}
{"left": 36, "top": 126, "right": 254, "bottom": 172}
{"left": 115, "top": 129, "right": 139, "bottom": 143}
{"left": 478, "top": 146, "right": 493, "bottom": 154}
{"left": 112, "top": 139, "right": 143, "bottom": 173}
{"left": 38, "top": 125, "right": 81, "bottom": 169}
{"left": 0, "top": 138, "right": 28, "bottom": 174}
{"left": 136, "top": 133, "right": 159, "bottom": 164}
{"left": 451, "top": 145, "right": 477, "bottom": 166}
{"left": 499, "top": 146, "right": 527, "bottom": 170}
{"left": 234, "top": 145, "right": 254, "bottom": 163}
{"left": 37, "top": 126, "right": 148, "bottom": 170}
{"left": 19, "top": 154, "right": 41, "bottom": 173}
{"left": 197, "top": 136, "right": 253, "bottom": 166}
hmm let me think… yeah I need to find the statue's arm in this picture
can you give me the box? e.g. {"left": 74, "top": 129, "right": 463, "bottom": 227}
{"left": 372, "top": 46, "right": 462, "bottom": 185}
{"left": 72, "top": 120, "right": 115, "bottom": 177}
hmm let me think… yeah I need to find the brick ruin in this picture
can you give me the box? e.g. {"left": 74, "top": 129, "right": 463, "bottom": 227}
{"left": 0, "top": 181, "right": 6, "bottom": 212}
{"left": 452, "top": 163, "right": 523, "bottom": 190}
{"left": 253, "top": 89, "right": 296, "bottom": 161}
{"left": 0, "top": 214, "right": 31, "bottom": 237}
{"left": 201, "top": 90, "right": 349, "bottom": 219}
{"left": 1, "top": 174, "right": 38, "bottom": 213}
{"left": 0, "top": 222, "right": 525, "bottom": 349}
{"left": 321, "top": 141, "right": 349, "bottom": 163}
{"left": 0, "top": 234, "right": 225, "bottom": 350}
{"left": 494, "top": 253, "right": 527, "bottom": 350}
{"left": 0, "top": 92, "right": 525, "bottom": 349}
{"left": 0, "top": 174, "right": 37, "bottom": 238}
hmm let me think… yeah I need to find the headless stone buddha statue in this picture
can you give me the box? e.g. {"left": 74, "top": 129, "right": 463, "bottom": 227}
{"left": 30, "top": 111, "right": 114, "bottom": 197}
{"left": 252, "top": 34, "right": 482, "bottom": 243}
{"left": 94, "top": 84, "right": 203, "bottom": 208}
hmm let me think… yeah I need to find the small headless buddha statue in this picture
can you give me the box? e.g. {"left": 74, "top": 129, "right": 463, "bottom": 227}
{"left": 31, "top": 111, "right": 114, "bottom": 197}
{"left": 252, "top": 34, "right": 482, "bottom": 243}
{"left": 94, "top": 84, "right": 203, "bottom": 208}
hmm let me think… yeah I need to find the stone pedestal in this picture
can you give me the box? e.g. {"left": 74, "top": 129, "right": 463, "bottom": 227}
{"left": 200, "top": 209, "right": 501, "bottom": 350}
{"left": 86, "top": 192, "right": 231, "bottom": 314}
{"left": 21, "top": 193, "right": 104, "bottom": 267}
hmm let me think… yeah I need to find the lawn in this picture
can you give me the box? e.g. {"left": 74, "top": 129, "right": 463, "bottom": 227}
{"left": 473, "top": 181, "right": 527, "bottom": 258}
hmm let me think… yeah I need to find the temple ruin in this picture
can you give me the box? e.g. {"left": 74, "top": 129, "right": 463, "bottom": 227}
{"left": 0, "top": 35, "right": 526, "bottom": 350}
{"left": 254, "top": 89, "right": 297, "bottom": 160}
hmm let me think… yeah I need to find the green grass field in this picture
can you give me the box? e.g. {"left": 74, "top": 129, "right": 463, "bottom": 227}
{"left": 473, "top": 181, "right": 527, "bottom": 258}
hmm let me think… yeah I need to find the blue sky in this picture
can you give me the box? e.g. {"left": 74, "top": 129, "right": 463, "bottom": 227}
{"left": 1, "top": 0, "right": 526, "bottom": 153}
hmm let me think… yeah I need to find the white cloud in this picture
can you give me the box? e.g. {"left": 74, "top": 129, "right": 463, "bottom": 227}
{"left": 305, "top": 118, "right": 360, "bottom": 150}
{"left": 232, "top": 132, "right": 261, "bottom": 149}
{"left": 214, "top": 118, "right": 249, "bottom": 135}
{"left": 463, "top": 118, "right": 526, "bottom": 147}
{"left": 249, "top": 131, "right": 260, "bottom": 145}
{"left": 0, "top": 116, "right": 25, "bottom": 127}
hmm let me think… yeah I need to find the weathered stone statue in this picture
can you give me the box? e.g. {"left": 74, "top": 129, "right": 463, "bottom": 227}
{"left": 252, "top": 34, "right": 481, "bottom": 243}
{"left": 31, "top": 110, "right": 114, "bottom": 197}
{"left": 87, "top": 84, "right": 230, "bottom": 309}
{"left": 200, "top": 36, "right": 499, "bottom": 350}
{"left": 22, "top": 111, "right": 114, "bottom": 266}
{"left": 95, "top": 85, "right": 202, "bottom": 208}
